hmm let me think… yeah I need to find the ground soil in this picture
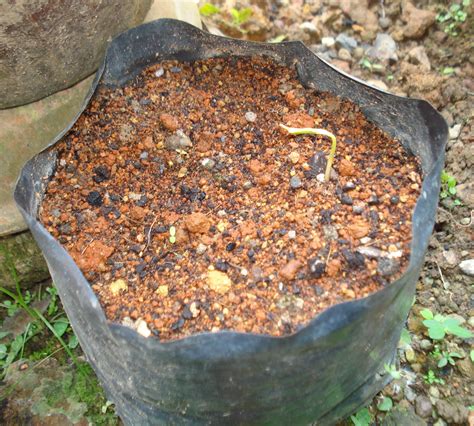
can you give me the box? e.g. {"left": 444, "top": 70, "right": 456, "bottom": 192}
{"left": 40, "top": 56, "right": 421, "bottom": 341}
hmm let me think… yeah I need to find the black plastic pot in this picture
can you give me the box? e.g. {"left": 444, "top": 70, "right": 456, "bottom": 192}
{"left": 14, "top": 19, "right": 447, "bottom": 425}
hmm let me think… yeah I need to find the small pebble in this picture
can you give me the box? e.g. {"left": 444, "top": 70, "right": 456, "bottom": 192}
{"left": 342, "top": 181, "right": 356, "bottom": 192}
{"left": 170, "top": 66, "right": 182, "bottom": 73}
{"left": 128, "top": 192, "right": 142, "bottom": 201}
{"left": 140, "top": 151, "right": 149, "bottom": 160}
{"left": 201, "top": 158, "right": 216, "bottom": 169}
{"left": 154, "top": 68, "right": 164, "bottom": 77}
{"left": 379, "top": 17, "right": 392, "bottom": 29}
{"left": 308, "top": 258, "right": 325, "bottom": 278}
{"left": 289, "top": 151, "right": 300, "bottom": 164}
{"left": 420, "top": 339, "right": 432, "bottom": 350}
{"left": 245, "top": 111, "right": 257, "bottom": 122}
{"left": 352, "top": 205, "right": 364, "bottom": 214}
{"left": 338, "top": 48, "right": 352, "bottom": 62}
{"left": 405, "top": 386, "right": 417, "bottom": 402}
{"left": 321, "top": 36, "right": 335, "bottom": 48}
{"left": 340, "top": 194, "right": 353, "bottom": 205}
{"left": 459, "top": 259, "right": 474, "bottom": 276}
{"left": 449, "top": 123, "right": 461, "bottom": 140}
{"left": 342, "top": 249, "right": 365, "bottom": 269}
{"left": 86, "top": 191, "right": 103, "bottom": 207}
{"left": 136, "top": 319, "right": 151, "bottom": 338}
{"left": 368, "top": 194, "right": 380, "bottom": 205}
{"left": 290, "top": 176, "right": 302, "bottom": 189}
{"left": 377, "top": 258, "right": 400, "bottom": 277}
{"left": 415, "top": 396, "right": 433, "bottom": 418}
{"left": 93, "top": 165, "right": 111, "bottom": 183}
{"left": 215, "top": 259, "right": 229, "bottom": 272}
{"left": 167, "top": 129, "right": 192, "bottom": 149}
{"left": 196, "top": 243, "right": 207, "bottom": 255}
{"left": 390, "top": 195, "right": 400, "bottom": 205}
{"left": 429, "top": 386, "right": 440, "bottom": 399}
{"left": 405, "top": 346, "right": 416, "bottom": 363}
{"left": 356, "top": 246, "right": 384, "bottom": 259}
{"left": 316, "top": 173, "right": 325, "bottom": 183}
{"left": 226, "top": 242, "right": 236, "bottom": 252}
{"left": 288, "top": 230, "right": 296, "bottom": 239}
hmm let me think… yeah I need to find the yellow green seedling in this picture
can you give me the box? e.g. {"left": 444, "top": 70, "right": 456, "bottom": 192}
{"left": 279, "top": 124, "right": 337, "bottom": 182}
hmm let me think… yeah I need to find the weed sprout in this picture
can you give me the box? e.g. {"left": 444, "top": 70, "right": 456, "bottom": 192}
{"left": 279, "top": 124, "right": 337, "bottom": 182}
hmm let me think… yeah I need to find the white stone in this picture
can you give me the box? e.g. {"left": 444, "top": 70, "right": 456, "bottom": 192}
{"left": 128, "top": 192, "right": 142, "bottom": 201}
{"left": 136, "top": 319, "right": 151, "bottom": 338}
{"left": 196, "top": 243, "right": 207, "bottom": 255}
{"left": 245, "top": 111, "right": 257, "bottom": 122}
{"left": 321, "top": 37, "right": 335, "bottom": 48}
{"left": 299, "top": 22, "right": 319, "bottom": 35}
{"left": 449, "top": 124, "right": 461, "bottom": 140}
{"left": 459, "top": 259, "right": 474, "bottom": 276}
{"left": 288, "top": 230, "right": 296, "bottom": 239}
{"left": 201, "top": 158, "right": 215, "bottom": 169}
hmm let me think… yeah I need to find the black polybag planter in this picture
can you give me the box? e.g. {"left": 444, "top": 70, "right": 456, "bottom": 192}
{"left": 15, "top": 19, "right": 447, "bottom": 425}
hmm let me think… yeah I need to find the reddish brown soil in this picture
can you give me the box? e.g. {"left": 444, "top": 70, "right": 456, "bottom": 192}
{"left": 40, "top": 56, "right": 421, "bottom": 341}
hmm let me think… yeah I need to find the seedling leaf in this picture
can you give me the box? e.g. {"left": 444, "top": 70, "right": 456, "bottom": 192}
{"left": 447, "top": 324, "right": 472, "bottom": 339}
{"left": 199, "top": 3, "right": 220, "bottom": 17}
{"left": 0, "top": 344, "right": 7, "bottom": 360}
{"left": 423, "top": 320, "right": 445, "bottom": 340}
{"left": 351, "top": 407, "right": 372, "bottom": 426}
{"left": 377, "top": 396, "right": 393, "bottom": 412}
{"left": 53, "top": 318, "right": 69, "bottom": 337}
{"left": 279, "top": 124, "right": 337, "bottom": 181}
{"left": 420, "top": 309, "right": 433, "bottom": 320}
{"left": 68, "top": 334, "right": 79, "bottom": 349}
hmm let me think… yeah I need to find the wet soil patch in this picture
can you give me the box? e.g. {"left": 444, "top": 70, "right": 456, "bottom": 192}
{"left": 40, "top": 56, "right": 421, "bottom": 341}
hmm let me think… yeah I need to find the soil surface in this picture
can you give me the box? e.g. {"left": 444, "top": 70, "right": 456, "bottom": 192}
{"left": 40, "top": 56, "right": 421, "bottom": 341}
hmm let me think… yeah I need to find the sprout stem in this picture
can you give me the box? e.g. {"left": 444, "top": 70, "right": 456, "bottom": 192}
{"left": 279, "top": 124, "right": 337, "bottom": 182}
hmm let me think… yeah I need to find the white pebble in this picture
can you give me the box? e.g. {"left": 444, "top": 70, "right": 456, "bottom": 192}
{"left": 459, "top": 259, "right": 474, "bottom": 276}
{"left": 245, "top": 111, "right": 257, "bottom": 123}
{"left": 196, "top": 243, "right": 208, "bottom": 255}
{"left": 322, "top": 36, "right": 335, "bottom": 48}
{"left": 288, "top": 230, "right": 296, "bottom": 239}
{"left": 136, "top": 319, "right": 151, "bottom": 338}
{"left": 316, "top": 173, "right": 325, "bottom": 182}
{"left": 241, "top": 268, "right": 248, "bottom": 276}
{"left": 154, "top": 68, "right": 164, "bottom": 77}
{"left": 449, "top": 124, "right": 461, "bottom": 140}
{"left": 201, "top": 158, "right": 215, "bottom": 169}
